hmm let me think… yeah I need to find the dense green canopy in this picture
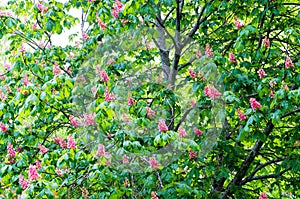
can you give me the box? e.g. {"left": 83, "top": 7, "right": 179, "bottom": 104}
{"left": 0, "top": 0, "right": 299, "bottom": 198}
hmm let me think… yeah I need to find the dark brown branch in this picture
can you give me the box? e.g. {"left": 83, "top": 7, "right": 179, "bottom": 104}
{"left": 220, "top": 120, "right": 274, "bottom": 199}
{"left": 241, "top": 158, "right": 284, "bottom": 185}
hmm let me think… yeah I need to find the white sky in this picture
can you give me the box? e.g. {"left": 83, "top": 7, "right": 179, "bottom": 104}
{"left": 1, "top": 0, "right": 82, "bottom": 47}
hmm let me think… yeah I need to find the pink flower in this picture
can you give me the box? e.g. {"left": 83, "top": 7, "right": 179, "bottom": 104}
{"left": 269, "top": 80, "right": 276, "bottom": 88}
{"left": 122, "top": 154, "right": 129, "bottom": 164}
{"left": 285, "top": 56, "right": 294, "bottom": 68}
{"left": 19, "top": 175, "right": 30, "bottom": 190}
{"left": 53, "top": 62, "right": 61, "bottom": 76}
{"left": 205, "top": 44, "right": 213, "bottom": 58}
{"left": 189, "top": 150, "right": 197, "bottom": 159}
{"left": 237, "top": 108, "right": 247, "bottom": 121}
{"left": 262, "top": 37, "right": 270, "bottom": 47}
{"left": 7, "top": 142, "right": 16, "bottom": 157}
{"left": 111, "top": 0, "right": 124, "bottom": 18}
{"left": 128, "top": 97, "right": 135, "bottom": 106}
{"left": 97, "top": 17, "right": 106, "bottom": 30}
{"left": 0, "top": 123, "right": 8, "bottom": 133}
{"left": 146, "top": 107, "right": 155, "bottom": 118}
{"left": 100, "top": 70, "right": 109, "bottom": 82}
{"left": 67, "top": 135, "right": 76, "bottom": 149}
{"left": 36, "top": 3, "right": 48, "bottom": 14}
{"left": 120, "top": 18, "right": 128, "bottom": 25}
{"left": 69, "top": 116, "right": 80, "bottom": 128}
{"left": 83, "top": 112, "right": 96, "bottom": 126}
{"left": 204, "top": 85, "right": 221, "bottom": 99}
{"left": 158, "top": 119, "right": 168, "bottom": 132}
{"left": 149, "top": 157, "right": 159, "bottom": 169}
{"left": 269, "top": 90, "right": 275, "bottom": 98}
{"left": 22, "top": 74, "right": 30, "bottom": 86}
{"left": 178, "top": 126, "right": 187, "bottom": 138}
{"left": 53, "top": 137, "right": 67, "bottom": 149}
{"left": 32, "top": 23, "right": 37, "bottom": 30}
{"left": 20, "top": 44, "right": 26, "bottom": 53}
{"left": 91, "top": 86, "right": 97, "bottom": 97}
{"left": 114, "top": 0, "right": 124, "bottom": 10}
{"left": 234, "top": 17, "right": 244, "bottom": 29}
{"left": 151, "top": 192, "right": 159, "bottom": 199}
{"left": 82, "top": 32, "right": 89, "bottom": 41}
{"left": 190, "top": 100, "right": 197, "bottom": 108}
{"left": 79, "top": 75, "right": 86, "bottom": 84}
{"left": 188, "top": 69, "right": 198, "bottom": 79}
{"left": 38, "top": 144, "right": 48, "bottom": 154}
{"left": 283, "top": 84, "right": 289, "bottom": 91}
{"left": 36, "top": 161, "right": 42, "bottom": 170}
{"left": 96, "top": 144, "right": 106, "bottom": 157}
{"left": 0, "top": 90, "right": 7, "bottom": 101}
{"left": 104, "top": 87, "right": 115, "bottom": 102}
{"left": 4, "top": 63, "right": 11, "bottom": 71}
{"left": 193, "top": 127, "right": 203, "bottom": 136}
{"left": 28, "top": 164, "right": 40, "bottom": 181}
{"left": 229, "top": 52, "right": 237, "bottom": 62}
{"left": 257, "top": 68, "right": 267, "bottom": 79}
{"left": 196, "top": 49, "right": 202, "bottom": 59}
{"left": 55, "top": 168, "right": 63, "bottom": 177}
{"left": 250, "top": 98, "right": 262, "bottom": 110}
{"left": 108, "top": 59, "right": 116, "bottom": 65}
{"left": 259, "top": 192, "right": 268, "bottom": 199}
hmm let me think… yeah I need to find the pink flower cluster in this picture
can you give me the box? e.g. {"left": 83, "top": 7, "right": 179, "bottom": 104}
{"left": 82, "top": 32, "right": 89, "bottom": 41}
{"left": 158, "top": 119, "right": 168, "bottom": 132}
{"left": 7, "top": 142, "right": 16, "bottom": 157}
{"left": 22, "top": 74, "right": 30, "bottom": 86}
{"left": 190, "top": 100, "right": 197, "bottom": 108}
{"left": 178, "top": 126, "right": 187, "bottom": 138}
{"left": 69, "top": 116, "right": 80, "bottom": 128}
{"left": 188, "top": 69, "right": 198, "bottom": 79}
{"left": 67, "top": 135, "right": 76, "bottom": 149}
{"left": 259, "top": 192, "right": 268, "bottom": 199}
{"left": 204, "top": 85, "right": 221, "bottom": 99}
{"left": 19, "top": 175, "right": 30, "bottom": 190}
{"left": 83, "top": 112, "right": 96, "bottom": 126}
{"left": 97, "top": 144, "right": 106, "bottom": 157}
{"left": 28, "top": 164, "right": 40, "bottom": 181}
{"left": 122, "top": 154, "right": 129, "bottom": 164}
{"left": 38, "top": 144, "right": 48, "bottom": 154}
{"left": 108, "top": 59, "right": 116, "bottom": 65}
{"left": 53, "top": 62, "right": 61, "bottom": 76}
{"left": 97, "top": 17, "right": 107, "bottom": 30}
{"left": 229, "top": 52, "right": 237, "bottom": 62}
{"left": 189, "top": 150, "right": 197, "bottom": 159}
{"left": 149, "top": 157, "right": 159, "bottom": 169}
{"left": 193, "top": 127, "right": 203, "bottom": 136}
{"left": 0, "top": 90, "right": 7, "bottom": 101}
{"left": 100, "top": 70, "right": 109, "bottom": 82}
{"left": 205, "top": 44, "right": 213, "bottom": 58}
{"left": 285, "top": 56, "right": 294, "bottom": 68}
{"left": 250, "top": 98, "right": 262, "bottom": 110}
{"left": 53, "top": 137, "right": 67, "bottom": 149}
{"left": 262, "top": 37, "right": 270, "bottom": 47}
{"left": 36, "top": 2, "right": 48, "bottom": 14}
{"left": 104, "top": 87, "right": 115, "bottom": 102}
{"left": 257, "top": 68, "right": 266, "bottom": 79}
{"left": 146, "top": 107, "right": 155, "bottom": 118}
{"left": 111, "top": 0, "right": 124, "bottom": 18}
{"left": 234, "top": 17, "right": 244, "bottom": 29}
{"left": 128, "top": 97, "right": 135, "bottom": 106}
{"left": 0, "top": 122, "right": 8, "bottom": 133}
{"left": 237, "top": 108, "right": 247, "bottom": 121}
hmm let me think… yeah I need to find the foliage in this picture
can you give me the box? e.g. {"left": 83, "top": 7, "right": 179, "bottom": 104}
{"left": 0, "top": 0, "right": 299, "bottom": 198}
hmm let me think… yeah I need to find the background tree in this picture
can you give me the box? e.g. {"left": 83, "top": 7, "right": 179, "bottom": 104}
{"left": 0, "top": 0, "right": 299, "bottom": 198}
